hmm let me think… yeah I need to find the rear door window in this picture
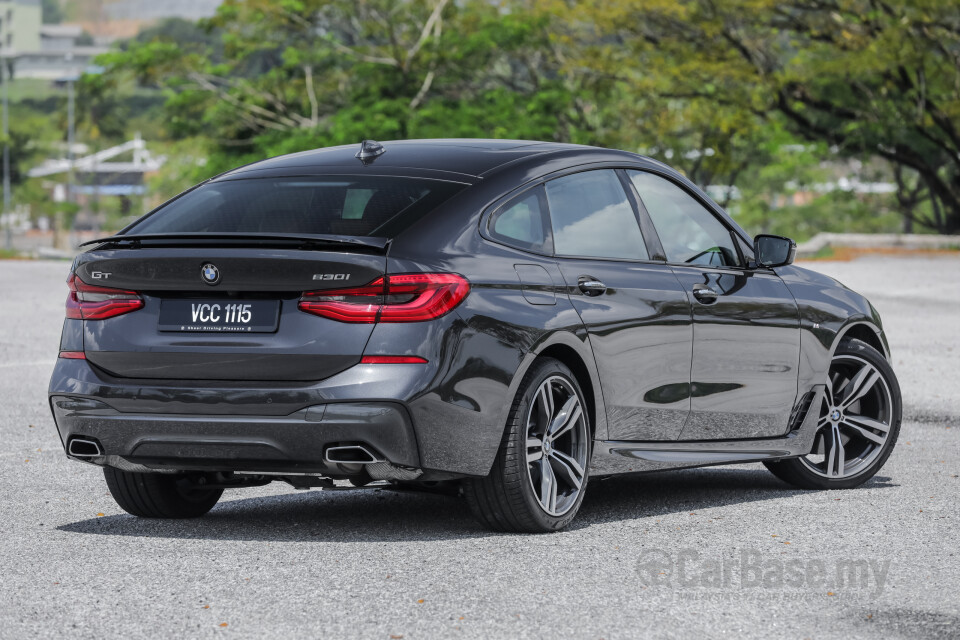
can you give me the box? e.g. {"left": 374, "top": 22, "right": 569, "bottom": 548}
{"left": 543, "top": 170, "right": 648, "bottom": 260}
{"left": 128, "top": 176, "right": 466, "bottom": 238}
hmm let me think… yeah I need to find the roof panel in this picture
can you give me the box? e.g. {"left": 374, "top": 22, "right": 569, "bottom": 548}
{"left": 220, "top": 139, "right": 586, "bottom": 179}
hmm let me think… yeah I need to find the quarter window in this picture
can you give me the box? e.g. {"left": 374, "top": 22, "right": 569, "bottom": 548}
{"left": 628, "top": 171, "right": 740, "bottom": 267}
{"left": 488, "top": 187, "right": 550, "bottom": 253}
{"left": 544, "top": 170, "right": 648, "bottom": 260}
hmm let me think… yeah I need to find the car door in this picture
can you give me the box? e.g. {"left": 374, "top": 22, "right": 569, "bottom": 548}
{"left": 544, "top": 169, "right": 693, "bottom": 441}
{"left": 626, "top": 170, "right": 801, "bottom": 440}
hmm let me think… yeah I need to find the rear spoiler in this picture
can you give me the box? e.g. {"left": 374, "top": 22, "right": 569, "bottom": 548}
{"left": 79, "top": 232, "right": 391, "bottom": 251}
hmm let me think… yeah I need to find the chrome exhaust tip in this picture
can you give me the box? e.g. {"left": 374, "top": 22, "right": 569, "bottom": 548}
{"left": 68, "top": 438, "right": 102, "bottom": 458}
{"left": 324, "top": 444, "right": 383, "bottom": 465}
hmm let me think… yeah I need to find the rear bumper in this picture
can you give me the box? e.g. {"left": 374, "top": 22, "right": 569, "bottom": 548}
{"left": 48, "top": 356, "right": 493, "bottom": 477}
{"left": 51, "top": 395, "right": 418, "bottom": 474}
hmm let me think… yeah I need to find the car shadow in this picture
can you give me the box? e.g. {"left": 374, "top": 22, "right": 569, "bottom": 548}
{"left": 570, "top": 468, "right": 897, "bottom": 531}
{"left": 57, "top": 467, "right": 899, "bottom": 542}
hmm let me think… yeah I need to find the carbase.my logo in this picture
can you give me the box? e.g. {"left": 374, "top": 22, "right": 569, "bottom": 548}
{"left": 635, "top": 547, "right": 891, "bottom": 594}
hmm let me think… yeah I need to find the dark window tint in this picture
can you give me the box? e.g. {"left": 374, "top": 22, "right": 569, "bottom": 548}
{"left": 628, "top": 171, "right": 740, "bottom": 267}
{"left": 488, "top": 187, "right": 550, "bottom": 252}
{"left": 544, "top": 170, "right": 647, "bottom": 260}
{"left": 128, "top": 176, "right": 466, "bottom": 238}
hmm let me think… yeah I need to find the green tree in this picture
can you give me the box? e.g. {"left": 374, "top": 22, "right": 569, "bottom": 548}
{"left": 0, "top": 108, "right": 51, "bottom": 187}
{"left": 547, "top": 0, "right": 960, "bottom": 234}
{"left": 97, "top": 0, "right": 588, "bottom": 183}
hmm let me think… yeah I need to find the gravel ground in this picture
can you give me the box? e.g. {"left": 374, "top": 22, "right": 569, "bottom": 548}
{"left": 0, "top": 255, "right": 957, "bottom": 640}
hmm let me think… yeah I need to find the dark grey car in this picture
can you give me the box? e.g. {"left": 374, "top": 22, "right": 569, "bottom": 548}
{"left": 49, "top": 139, "right": 901, "bottom": 532}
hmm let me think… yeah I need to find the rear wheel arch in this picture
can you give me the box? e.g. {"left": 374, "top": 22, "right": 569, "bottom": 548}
{"left": 535, "top": 344, "right": 598, "bottom": 440}
{"left": 464, "top": 356, "right": 592, "bottom": 531}
{"left": 495, "top": 332, "right": 606, "bottom": 443}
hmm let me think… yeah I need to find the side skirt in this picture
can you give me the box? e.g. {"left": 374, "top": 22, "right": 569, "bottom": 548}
{"left": 590, "top": 386, "right": 824, "bottom": 476}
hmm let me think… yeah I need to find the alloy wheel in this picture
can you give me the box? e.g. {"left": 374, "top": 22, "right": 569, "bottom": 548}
{"left": 524, "top": 376, "right": 589, "bottom": 516}
{"left": 800, "top": 354, "right": 893, "bottom": 479}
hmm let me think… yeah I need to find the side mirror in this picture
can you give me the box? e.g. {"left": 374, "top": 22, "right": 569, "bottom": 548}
{"left": 754, "top": 234, "right": 797, "bottom": 268}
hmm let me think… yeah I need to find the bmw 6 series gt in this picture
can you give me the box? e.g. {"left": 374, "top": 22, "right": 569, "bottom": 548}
{"left": 49, "top": 139, "right": 901, "bottom": 532}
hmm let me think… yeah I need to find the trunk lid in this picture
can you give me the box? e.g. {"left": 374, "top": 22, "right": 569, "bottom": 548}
{"left": 77, "top": 247, "right": 385, "bottom": 381}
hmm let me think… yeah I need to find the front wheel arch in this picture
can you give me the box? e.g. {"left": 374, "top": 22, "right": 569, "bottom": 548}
{"left": 832, "top": 321, "right": 888, "bottom": 360}
{"left": 765, "top": 337, "right": 901, "bottom": 489}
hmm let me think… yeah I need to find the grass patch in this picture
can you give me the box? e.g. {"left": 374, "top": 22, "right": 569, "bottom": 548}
{"left": 809, "top": 245, "right": 836, "bottom": 260}
{"left": 801, "top": 245, "right": 960, "bottom": 262}
{"left": 5, "top": 78, "right": 64, "bottom": 102}
{"left": 6, "top": 77, "right": 162, "bottom": 103}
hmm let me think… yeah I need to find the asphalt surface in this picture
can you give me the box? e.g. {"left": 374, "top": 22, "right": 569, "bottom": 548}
{"left": 0, "top": 255, "right": 957, "bottom": 639}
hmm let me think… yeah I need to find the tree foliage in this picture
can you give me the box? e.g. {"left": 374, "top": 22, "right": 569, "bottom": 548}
{"left": 549, "top": 0, "right": 960, "bottom": 233}
{"left": 99, "top": 0, "right": 593, "bottom": 180}
{"left": 86, "top": 0, "right": 960, "bottom": 236}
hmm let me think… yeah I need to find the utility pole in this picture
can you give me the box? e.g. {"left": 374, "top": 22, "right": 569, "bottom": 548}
{"left": 67, "top": 77, "right": 75, "bottom": 203}
{"left": 55, "top": 75, "right": 76, "bottom": 251}
{"left": 2, "top": 54, "right": 11, "bottom": 251}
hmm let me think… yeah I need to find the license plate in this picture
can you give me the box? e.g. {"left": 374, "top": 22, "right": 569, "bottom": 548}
{"left": 159, "top": 300, "right": 280, "bottom": 333}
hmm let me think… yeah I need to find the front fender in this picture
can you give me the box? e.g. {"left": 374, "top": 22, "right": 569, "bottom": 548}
{"left": 776, "top": 264, "right": 888, "bottom": 393}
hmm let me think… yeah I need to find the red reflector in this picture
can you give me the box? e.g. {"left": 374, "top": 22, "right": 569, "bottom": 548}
{"left": 59, "top": 351, "right": 86, "bottom": 359}
{"left": 360, "top": 356, "right": 428, "bottom": 364}
{"left": 299, "top": 273, "right": 469, "bottom": 323}
{"left": 66, "top": 273, "right": 144, "bottom": 321}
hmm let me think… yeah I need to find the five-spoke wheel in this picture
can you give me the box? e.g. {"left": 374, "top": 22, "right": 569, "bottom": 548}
{"left": 801, "top": 355, "right": 893, "bottom": 478}
{"left": 765, "top": 337, "right": 901, "bottom": 489}
{"left": 524, "top": 376, "right": 589, "bottom": 516}
{"left": 464, "top": 358, "right": 591, "bottom": 532}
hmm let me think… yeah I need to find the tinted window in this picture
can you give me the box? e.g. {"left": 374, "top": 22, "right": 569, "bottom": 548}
{"left": 544, "top": 170, "right": 648, "bottom": 260}
{"left": 628, "top": 171, "right": 740, "bottom": 267}
{"left": 488, "top": 188, "right": 550, "bottom": 252}
{"left": 128, "top": 176, "right": 466, "bottom": 238}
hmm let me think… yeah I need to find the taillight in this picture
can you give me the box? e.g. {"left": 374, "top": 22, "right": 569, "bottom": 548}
{"left": 66, "top": 273, "right": 144, "bottom": 320}
{"left": 298, "top": 278, "right": 386, "bottom": 323}
{"left": 299, "top": 273, "right": 469, "bottom": 323}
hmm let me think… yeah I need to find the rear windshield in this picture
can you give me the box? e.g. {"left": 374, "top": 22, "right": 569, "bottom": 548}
{"left": 128, "top": 176, "right": 466, "bottom": 237}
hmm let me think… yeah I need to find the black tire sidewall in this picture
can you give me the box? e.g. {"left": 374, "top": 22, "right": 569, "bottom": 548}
{"left": 104, "top": 467, "right": 223, "bottom": 518}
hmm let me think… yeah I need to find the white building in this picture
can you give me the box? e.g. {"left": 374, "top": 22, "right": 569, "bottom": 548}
{"left": 0, "top": 0, "right": 42, "bottom": 54}
{"left": 0, "top": 0, "right": 108, "bottom": 80}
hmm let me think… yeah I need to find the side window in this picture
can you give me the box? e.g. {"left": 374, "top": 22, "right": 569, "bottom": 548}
{"left": 544, "top": 170, "right": 648, "bottom": 260}
{"left": 488, "top": 187, "right": 550, "bottom": 253}
{"left": 627, "top": 171, "right": 740, "bottom": 267}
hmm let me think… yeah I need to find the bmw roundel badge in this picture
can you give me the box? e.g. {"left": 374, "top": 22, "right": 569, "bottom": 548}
{"left": 201, "top": 263, "right": 220, "bottom": 285}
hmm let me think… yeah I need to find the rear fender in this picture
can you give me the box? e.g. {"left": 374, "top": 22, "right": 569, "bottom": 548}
{"left": 496, "top": 330, "right": 608, "bottom": 443}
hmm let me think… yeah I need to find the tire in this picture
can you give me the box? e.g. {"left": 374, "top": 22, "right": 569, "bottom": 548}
{"left": 764, "top": 338, "right": 902, "bottom": 490}
{"left": 103, "top": 467, "right": 223, "bottom": 518}
{"left": 464, "top": 358, "right": 591, "bottom": 532}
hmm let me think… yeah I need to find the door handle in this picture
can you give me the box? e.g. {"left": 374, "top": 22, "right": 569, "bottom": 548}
{"left": 578, "top": 276, "right": 607, "bottom": 296}
{"left": 692, "top": 284, "right": 719, "bottom": 303}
